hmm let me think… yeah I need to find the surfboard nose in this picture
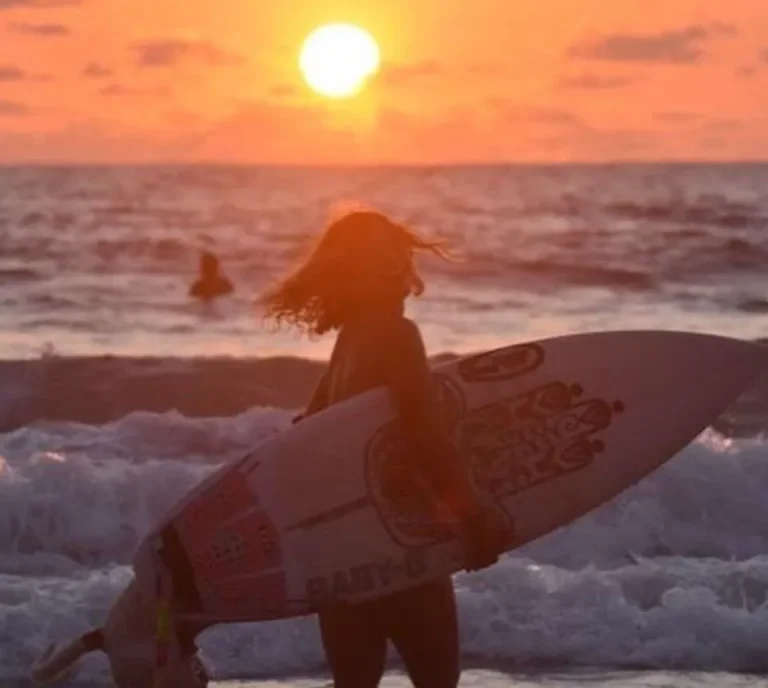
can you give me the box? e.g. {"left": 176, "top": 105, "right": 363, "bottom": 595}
{"left": 543, "top": 330, "right": 768, "bottom": 399}
{"left": 642, "top": 331, "right": 767, "bottom": 401}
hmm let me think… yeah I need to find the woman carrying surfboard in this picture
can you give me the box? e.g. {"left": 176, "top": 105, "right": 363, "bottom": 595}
{"left": 29, "top": 209, "right": 504, "bottom": 688}
{"left": 265, "top": 209, "right": 504, "bottom": 688}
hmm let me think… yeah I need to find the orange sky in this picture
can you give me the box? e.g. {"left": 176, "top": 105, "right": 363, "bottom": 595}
{"left": 1, "top": 0, "right": 767, "bottom": 164}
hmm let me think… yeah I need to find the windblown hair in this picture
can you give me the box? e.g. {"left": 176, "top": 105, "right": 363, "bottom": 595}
{"left": 262, "top": 210, "right": 450, "bottom": 336}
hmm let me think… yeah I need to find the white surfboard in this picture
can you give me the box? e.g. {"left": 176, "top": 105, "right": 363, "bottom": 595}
{"left": 133, "top": 330, "right": 767, "bottom": 623}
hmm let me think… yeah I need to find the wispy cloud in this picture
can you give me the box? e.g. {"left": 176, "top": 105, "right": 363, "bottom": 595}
{"left": 7, "top": 21, "right": 68, "bottom": 35}
{"left": 99, "top": 83, "right": 169, "bottom": 97}
{"left": 737, "top": 65, "right": 758, "bottom": 78}
{"left": 559, "top": 73, "right": 636, "bottom": 90}
{"left": 0, "top": 0, "right": 78, "bottom": 8}
{"left": 0, "top": 63, "right": 50, "bottom": 81}
{"left": 268, "top": 84, "right": 297, "bottom": 98}
{"left": 501, "top": 104, "right": 589, "bottom": 128}
{"left": 377, "top": 61, "right": 442, "bottom": 87}
{"left": 0, "top": 64, "right": 24, "bottom": 80}
{"left": 559, "top": 72, "right": 637, "bottom": 89}
{"left": 0, "top": 99, "right": 30, "bottom": 115}
{"left": 654, "top": 111, "right": 702, "bottom": 123}
{"left": 83, "top": 62, "right": 113, "bottom": 78}
{"left": 706, "top": 118, "right": 742, "bottom": 132}
{"left": 132, "top": 39, "right": 245, "bottom": 68}
{"left": 568, "top": 22, "right": 737, "bottom": 64}
{"left": 376, "top": 60, "right": 506, "bottom": 88}
{"left": 466, "top": 62, "right": 506, "bottom": 76}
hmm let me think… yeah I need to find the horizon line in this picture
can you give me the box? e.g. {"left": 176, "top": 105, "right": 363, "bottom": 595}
{"left": 1, "top": 158, "right": 768, "bottom": 169}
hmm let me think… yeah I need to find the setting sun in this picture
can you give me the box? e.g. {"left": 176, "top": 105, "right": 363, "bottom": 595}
{"left": 299, "top": 24, "right": 380, "bottom": 99}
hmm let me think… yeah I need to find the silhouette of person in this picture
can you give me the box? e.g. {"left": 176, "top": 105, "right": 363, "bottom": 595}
{"left": 29, "top": 213, "right": 504, "bottom": 688}
{"left": 189, "top": 251, "right": 234, "bottom": 301}
{"left": 264, "top": 210, "right": 505, "bottom": 688}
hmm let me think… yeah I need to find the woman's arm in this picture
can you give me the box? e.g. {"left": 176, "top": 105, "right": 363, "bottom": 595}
{"left": 383, "top": 319, "right": 475, "bottom": 508}
{"left": 293, "top": 371, "right": 330, "bottom": 423}
{"left": 383, "top": 318, "right": 501, "bottom": 569}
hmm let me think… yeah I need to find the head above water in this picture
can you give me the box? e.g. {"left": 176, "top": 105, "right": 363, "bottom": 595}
{"left": 263, "top": 210, "right": 450, "bottom": 335}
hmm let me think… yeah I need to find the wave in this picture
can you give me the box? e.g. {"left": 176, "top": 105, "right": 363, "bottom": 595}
{"left": 4, "top": 554, "right": 768, "bottom": 680}
{"left": 605, "top": 200, "right": 766, "bottom": 232}
{"left": 2, "top": 427, "right": 768, "bottom": 678}
{"left": 0, "top": 355, "right": 327, "bottom": 432}
{"left": 736, "top": 297, "right": 768, "bottom": 314}
{"left": 0, "top": 419, "right": 766, "bottom": 569}
{"left": 448, "top": 253, "right": 657, "bottom": 291}
{"left": 509, "top": 259, "right": 655, "bottom": 290}
{"left": 0, "top": 350, "right": 765, "bottom": 436}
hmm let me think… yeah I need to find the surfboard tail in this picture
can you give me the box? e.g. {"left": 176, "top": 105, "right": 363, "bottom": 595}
{"left": 31, "top": 629, "right": 104, "bottom": 683}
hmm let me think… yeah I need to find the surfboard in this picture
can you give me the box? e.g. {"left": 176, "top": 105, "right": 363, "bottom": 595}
{"left": 132, "top": 330, "right": 767, "bottom": 624}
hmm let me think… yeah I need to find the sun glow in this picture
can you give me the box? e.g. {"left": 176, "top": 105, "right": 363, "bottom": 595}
{"left": 299, "top": 23, "right": 380, "bottom": 99}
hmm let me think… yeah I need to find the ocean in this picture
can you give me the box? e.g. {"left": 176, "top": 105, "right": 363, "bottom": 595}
{"left": 1, "top": 163, "right": 768, "bottom": 686}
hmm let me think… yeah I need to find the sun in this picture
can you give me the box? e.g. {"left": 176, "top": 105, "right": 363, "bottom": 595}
{"left": 299, "top": 23, "right": 380, "bottom": 99}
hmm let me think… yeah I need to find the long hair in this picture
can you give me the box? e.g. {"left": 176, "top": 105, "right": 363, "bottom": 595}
{"left": 262, "top": 210, "right": 450, "bottom": 335}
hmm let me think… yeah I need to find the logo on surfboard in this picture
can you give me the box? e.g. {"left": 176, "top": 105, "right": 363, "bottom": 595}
{"left": 457, "top": 342, "right": 544, "bottom": 382}
{"left": 172, "top": 470, "right": 289, "bottom": 616}
{"left": 365, "top": 376, "right": 624, "bottom": 548}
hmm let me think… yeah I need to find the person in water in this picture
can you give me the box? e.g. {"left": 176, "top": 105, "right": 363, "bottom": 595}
{"left": 264, "top": 210, "right": 505, "bottom": 688}
{"left": 189, "top": 251, "right": 234, "bottom": 301}
{"left": 30, "top": 211, "right": 503, "bottom": 688}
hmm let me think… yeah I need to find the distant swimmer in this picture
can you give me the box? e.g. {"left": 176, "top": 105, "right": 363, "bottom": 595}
{"left": 189, "top": 251, "right": 234, "bottom": 301}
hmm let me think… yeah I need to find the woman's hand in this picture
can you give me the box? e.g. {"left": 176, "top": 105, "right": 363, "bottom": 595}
{"left": 461, "top": 501, "right": 510, "bottom": 571}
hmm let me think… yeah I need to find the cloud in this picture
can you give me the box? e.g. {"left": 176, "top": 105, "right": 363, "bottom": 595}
{"left": 655, "top": 112, "right": 744, "bottom": 136}
{"left": 0, "top": 63, "right": 50, "bottom": 80}
{"left": 500, "top": 103, "right": 588, "bottom": 128}
{"left": 372, "top": 106, "right": 503, "bottom": 162}
{"left": 132, "top": 39, "right": 245, "bottom": 68}
{"left": 706, "top": 118, "right": 742, "bottom": 132}
{"left": 568, "top": 22, "right": 737, "bottom": 64}
{"left": 466, "top": 62, "right": 506, "bottom": 76}
{"left": 655, "top": 111, "right": 702, "bottom": 123}
{"left": 534, "top": 127, "right": 660, "bottom": 160}
{"left": 376, "top": 60, "right": 506, "bottom": 90}
{"left": 377, "top": 61, "right": 442, "bottom": 87}
{"left": 0, "top": 0, "right": 77, "bottom": 8}
{"left": 186, "top": 100, "right": 371, "bottom": 163}
{"left": 559, "top": 72, "right": 637, "bottom": 89}
{"left": 7, "top": 21, "right": 68, "bottom": 35}
{"left": 0, "top": 119, "right": 196, "bottom": 163}
{"left": 0, "top": 64, "right": 24, "bottom": 80}
{"left": 737, "top": 65, "right": 757, "bottom": 78}
{"left": 268, "top": 84, "right": 297, "bottom": 98}
{"left": 83, "top": 62, "right": 113, "bottom": 78}
{"left": 0, "top": 99, "right": 30, "bottom": 115}
{"left": 99, "top": 83, "right": 169, "bottom": 97}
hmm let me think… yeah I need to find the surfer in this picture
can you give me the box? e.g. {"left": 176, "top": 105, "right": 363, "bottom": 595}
{"left": 265, "top": 210, "right": 504, "bottom": 688}
{"left": 189, "top": 251, "right": 234, "bottom": 301}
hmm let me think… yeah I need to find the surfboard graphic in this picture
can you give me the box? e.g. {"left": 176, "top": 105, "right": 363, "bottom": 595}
{"left": 132, "top": 330, "right": 767, "bottom": 623}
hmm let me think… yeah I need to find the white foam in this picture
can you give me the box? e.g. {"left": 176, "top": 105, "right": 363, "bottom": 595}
{"left": 4, "top": 554, "right": 768, "bottom": 681}
{"left": 0, "top": 408, "right": 290, "bottom": 569}
{"left": 3, "top": 412, "right": 768, "bottom": 679}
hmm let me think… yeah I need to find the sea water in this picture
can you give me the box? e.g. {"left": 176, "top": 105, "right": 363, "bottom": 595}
{"left": 1, "top": 163, "right": 767, "bottom": 686}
